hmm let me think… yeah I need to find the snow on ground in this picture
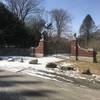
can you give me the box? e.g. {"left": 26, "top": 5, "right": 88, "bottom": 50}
{"left": 0, "top": 56, "right": 81, "bottom": 80}
{"left": 0, "top": 56, "right": 100, "bottom": 82}
{"left": 0, "top": 56, "right": 64, "bottom": 79}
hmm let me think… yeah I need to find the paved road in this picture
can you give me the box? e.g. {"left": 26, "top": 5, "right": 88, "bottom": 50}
{"left": 0, "top": 70, "right": 100, "bottom": 100}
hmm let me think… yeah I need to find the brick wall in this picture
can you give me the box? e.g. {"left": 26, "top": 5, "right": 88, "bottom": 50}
{"left": 33, "top": 39, "right": 96, "bottom": 60}
{"left": 70, "top": 40, "right": 93, "bottom": 57}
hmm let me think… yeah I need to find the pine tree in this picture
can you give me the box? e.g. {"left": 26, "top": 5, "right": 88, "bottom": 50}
{"left": 79, "top": 14, "right": 96, "bottom": 46}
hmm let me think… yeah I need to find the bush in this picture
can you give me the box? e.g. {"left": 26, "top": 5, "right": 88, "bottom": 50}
{"left": 46, "top": 62, "right": 57, "bottom": 68}
{"left": 82, "top": 69, "right": 92, "bottom": 75}
{"left": 29, "top": 59, "right": 38, "bottom": 64}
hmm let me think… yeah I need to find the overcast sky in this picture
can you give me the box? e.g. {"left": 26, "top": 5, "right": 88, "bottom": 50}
{"left": 45, "top": 0, "right": 100, "bottom": 33}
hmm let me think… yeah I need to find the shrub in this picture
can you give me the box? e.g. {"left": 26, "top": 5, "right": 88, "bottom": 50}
{"left": 82, "top": 69, "right": 92, "bottom": 75}
{"left": 46, "top": 62, "right": 57, "bottom": 68}
{"left": 29, "top": 59, "right": 38, "bottom": 64}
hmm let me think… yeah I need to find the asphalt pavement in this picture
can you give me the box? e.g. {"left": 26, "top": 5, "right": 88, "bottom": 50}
{"left": 0, "top": 70, "right": 100, "bottom": 100}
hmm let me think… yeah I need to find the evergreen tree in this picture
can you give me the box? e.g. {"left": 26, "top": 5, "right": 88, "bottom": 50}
{"left": 79, "top": 14, "right": 96, "bottom": 46}
{"left": 0, "top": 3, "right": 34, "bottom": 48}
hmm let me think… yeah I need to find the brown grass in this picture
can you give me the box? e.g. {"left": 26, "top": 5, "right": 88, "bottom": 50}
{"left": 56, "top": 59, "right": 100, "bottom": 75}
{"left": 97, "top": 52, "right": 100, "bottom": 63}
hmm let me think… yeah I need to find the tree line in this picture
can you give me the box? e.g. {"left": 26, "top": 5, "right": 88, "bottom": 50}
{"left": 0, "top": 0, "right": 71, "bottom": 55}
{"left": 1, "top": 0, "right": 99, "bottom": 53}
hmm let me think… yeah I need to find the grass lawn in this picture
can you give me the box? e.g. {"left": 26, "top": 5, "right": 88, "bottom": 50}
{"left": 56, "top": 59, "right": 100, "bottom": 75}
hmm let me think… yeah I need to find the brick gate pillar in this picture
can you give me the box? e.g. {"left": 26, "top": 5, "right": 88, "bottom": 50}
{"left": 34, "top": 39, "right": 44, "bottom": 57}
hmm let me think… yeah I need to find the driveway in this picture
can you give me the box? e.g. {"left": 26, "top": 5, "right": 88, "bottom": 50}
{"left": 0, "top": 70, "right": 100, "bottom": 100}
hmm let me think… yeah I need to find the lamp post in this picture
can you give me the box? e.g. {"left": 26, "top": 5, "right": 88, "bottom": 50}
{"left": 74, "top": 33, "right": 78, "bottom": 61}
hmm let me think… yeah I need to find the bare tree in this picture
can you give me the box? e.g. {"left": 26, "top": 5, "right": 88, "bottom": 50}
{"left": 3, "top": 0, "right": 44, "bottom": 23}
{"left": 31, "top": 16, "right": 45, "bottom": 33}
{"left": 51, "top": 9, "right": 71, "bottom": 37}
{"left": 27, "top": 16, "right": 46, "bottom": 47}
